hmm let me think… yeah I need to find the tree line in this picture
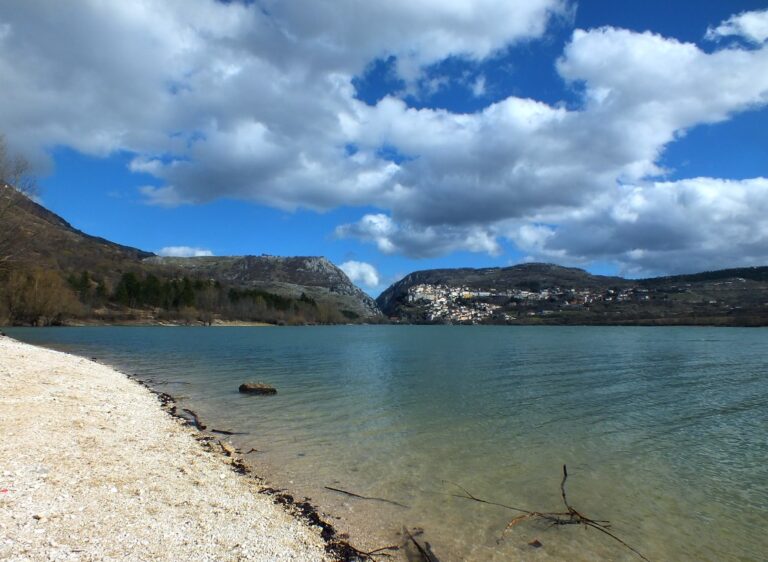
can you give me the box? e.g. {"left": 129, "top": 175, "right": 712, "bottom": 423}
{"left": 0, "top": 268, "right": 352, "bottom": 326}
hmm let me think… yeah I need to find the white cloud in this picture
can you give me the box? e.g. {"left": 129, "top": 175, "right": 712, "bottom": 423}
{"left": 339, "top": 260, "right": 381, "bottom": 289}
{"left": 336, "top": 24, "right": 768, "bottom": 265}
{"left": 158, "top": 246, "right": 214, "bottom": 258}
{"left": 261, "top": 0, "right": 570, "bottom": 81}
{"left": 336, "top": 214, "right": 501, "bottom": 258}
{"left": 0, "top": 0, "right": 566, "bottom": 160}
{"left": 139, "top": 185, "right": 190, "bottom": 207}
{"left": 471, "top": 75, "right": 487, "bottom": 97}
{"left": 512, "top": 178, "right": 768, "bottom": 276}
{"left": 706, "top": 8, "right": 768, "bottom": 44}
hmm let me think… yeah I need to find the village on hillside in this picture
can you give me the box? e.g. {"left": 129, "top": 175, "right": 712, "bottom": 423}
{"left": 402, "top": 281, "right": 735, "bottom": 323}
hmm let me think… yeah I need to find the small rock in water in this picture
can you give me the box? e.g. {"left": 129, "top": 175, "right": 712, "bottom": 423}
{"left": 528, "top": 539, "right": 543, "bottom": 548}
{"left": 238, "top": 382, "right": 277, "bottom": 395}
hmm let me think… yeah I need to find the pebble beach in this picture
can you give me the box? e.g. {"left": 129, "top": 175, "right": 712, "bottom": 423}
{"left": 0, "top": 335, "right": 330, "bottom": 562}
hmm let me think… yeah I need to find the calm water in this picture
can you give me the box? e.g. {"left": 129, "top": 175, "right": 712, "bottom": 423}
{"left": 7, "top": 326, "right": 768, "bottom": 561}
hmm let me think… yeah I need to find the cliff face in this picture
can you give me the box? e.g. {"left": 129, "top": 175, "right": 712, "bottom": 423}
{"left": 145, "top": 255, "right": 381, "bottom": 318}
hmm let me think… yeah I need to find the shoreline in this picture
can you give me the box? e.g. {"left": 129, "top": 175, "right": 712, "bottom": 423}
{"left": 0, "top": 335, "right": 378, "bottom": 561}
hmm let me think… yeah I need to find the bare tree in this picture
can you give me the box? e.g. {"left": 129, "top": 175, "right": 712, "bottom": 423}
{"left": 0, "top": 134, "right": 37, "bottom": 270}
{"left": 4, "top": 268, "right": 83, "bottom": 326}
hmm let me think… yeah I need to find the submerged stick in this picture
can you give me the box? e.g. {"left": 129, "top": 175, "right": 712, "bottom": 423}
{"left": 403, "top": 528, "right": 441, "bottom": 562}
{"left": 324, "top": 486, "right": 409, "bottom": 509}
{"left": 448, "top": 465, "right": 651, "bottom": 562}
{"left": 355, "top": 544, "right": 400, "bottom": 559}
{"left": 210, "top": 428, "right": 248, "bottom": 436}
{"left": 560, "top": 464, "right": 571, "bottom": 511}
{"left": 444, "top": 480, "right": 531, "bottom": 514}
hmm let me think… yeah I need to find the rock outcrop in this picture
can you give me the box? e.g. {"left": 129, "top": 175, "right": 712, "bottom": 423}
{"left": 146, "top": 255, "right": 381, "bottom": 319}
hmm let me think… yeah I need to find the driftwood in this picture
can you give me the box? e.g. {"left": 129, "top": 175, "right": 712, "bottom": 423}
{"left": 180, "top": 409, "right": 247, "bottom": 436}
{"left": 210, "top": 428, "right": 248, "bottom": 435}
{"left": 219, "top": 441, "right": 237, "bottom": 457}
{"left": 448, "top": 465, "right": 650, "bottom": 562}
{"left": 324, "top": 486, "right": 409, "bottom": 509}
{"left": 181, "top": 408, "right": 206, "bottom": 430}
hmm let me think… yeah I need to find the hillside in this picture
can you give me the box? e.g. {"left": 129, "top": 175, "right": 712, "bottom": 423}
{"left": 376, "top": 263, "right": 768, "bottom": 326}
{"left": 145, "top": 255, "right": 379, "bottom": 318}
{"left": 0, "top": 185, "right": 380, "bottom": 325}
{"left": 0, "top": 183, "right": 153, "bottom": 272}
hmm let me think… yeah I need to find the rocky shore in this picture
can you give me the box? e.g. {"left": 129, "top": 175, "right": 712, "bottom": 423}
{"left": 0, "top": 335, "right": 331, "bottom": 561}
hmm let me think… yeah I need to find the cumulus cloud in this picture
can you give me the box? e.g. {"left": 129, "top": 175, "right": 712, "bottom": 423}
{"left": 338, "top": 24, "right": 768, "bottom": 265}
{"left": 339, "top": 260, "right": 381, "bottom": 289}
{"left": 158, "top": 246, "right": 214, "bottom": 258}
{"left": 336, "top": 214, "right": 501, "bottom": 258}
{"left": 0, "top": 0, "right": 568, "bottom": 210}
{"left": 706, "top": 8, "right": 768, "bottom": 44}
{"left": 260, "top": 0, "right": 570, "bottom": 81}
{"left": 0, "top": 0, "right": 565, "bottom": 161}
{"left": 2, "top": 2, "right": 768, "bottom": 273}
{"left": 509, "top": 178, "right": 768, "bottom": 276}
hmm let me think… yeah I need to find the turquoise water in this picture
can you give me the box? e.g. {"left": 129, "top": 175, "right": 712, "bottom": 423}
{"left": 7, "top": 326, "right": 768, "bottom": 561}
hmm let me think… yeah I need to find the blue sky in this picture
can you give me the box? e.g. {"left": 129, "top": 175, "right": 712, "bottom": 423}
{"left": 1, "top": 1, "right": 768, "bottom": 294}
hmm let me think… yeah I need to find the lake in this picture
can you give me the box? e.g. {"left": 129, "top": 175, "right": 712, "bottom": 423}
{"left": 7, "top": 325, "right": 768, "bottom": 561}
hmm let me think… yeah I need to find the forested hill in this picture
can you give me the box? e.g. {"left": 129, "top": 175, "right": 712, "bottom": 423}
{"left": 0, "top": 185, "right": 380, "bottom": 326}
{"left": 376, "top": 263, "right": 768, "bottom": 326}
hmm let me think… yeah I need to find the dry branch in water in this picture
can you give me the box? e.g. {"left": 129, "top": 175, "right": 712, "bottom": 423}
{"left": 403, "top": 528, "right": 441, "bottom": 562}
{"left": 180, "top": 408, "right": 246, "bottom": 436}
{"left": 448, "top": 465, "right": 650, "bottom": 562}
{"left": 210, "top": 428, "right": 248, "bottom": 435}
{"left": 324, "top": 486, "right": 409, "bottom": 509}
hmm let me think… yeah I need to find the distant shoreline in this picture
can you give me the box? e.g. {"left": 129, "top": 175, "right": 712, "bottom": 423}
{"left": 63, "top": 319, "right": 277, "bottom": 327}
{"left": 6, "top": 317, "right": 767, "bottom": 328}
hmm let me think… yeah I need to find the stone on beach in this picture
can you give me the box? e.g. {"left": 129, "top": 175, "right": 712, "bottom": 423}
{"left": 239, "top": 382, "right": 277, "bottom": 395}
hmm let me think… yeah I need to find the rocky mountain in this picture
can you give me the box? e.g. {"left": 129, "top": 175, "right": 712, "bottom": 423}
{"left": 145, "top": 255, "right": 380, "bottom": 318}
{"left": 376, "top": 263, "right": 768, "bottom": 326}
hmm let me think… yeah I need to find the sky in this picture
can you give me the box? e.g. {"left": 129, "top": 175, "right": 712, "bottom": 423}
{"left": 1, "top": 1, "right": 767, "bottom": 295}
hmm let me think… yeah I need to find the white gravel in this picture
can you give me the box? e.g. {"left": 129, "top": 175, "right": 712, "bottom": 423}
{"left": 0, "top": 336, "right": 330, "bottom": 561}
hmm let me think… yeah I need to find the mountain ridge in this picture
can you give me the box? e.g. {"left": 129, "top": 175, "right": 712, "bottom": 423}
{"left": 145, "top": 255, "right": 380, "bottom": 318}
{"left": 0, "top": 185, "right": 380, "bottom": 324}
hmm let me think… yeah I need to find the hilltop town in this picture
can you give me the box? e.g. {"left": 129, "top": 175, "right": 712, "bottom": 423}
{"left": 404, "top": 283, "right": 658, "bottom": 323}
{"left": 377, "top": 264, "right": 768, "bottom": 326}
